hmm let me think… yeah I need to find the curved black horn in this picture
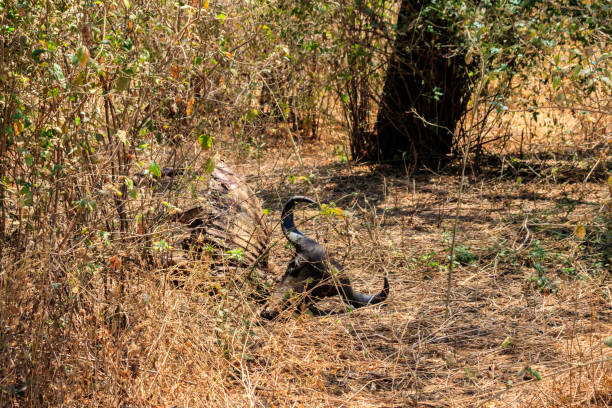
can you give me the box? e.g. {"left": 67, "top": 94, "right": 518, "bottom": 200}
{"left": 342, "top": 276, "right": 389, "bottom": 308}
{"left": 281, "top": 196, "right": 317, "bottom": 246}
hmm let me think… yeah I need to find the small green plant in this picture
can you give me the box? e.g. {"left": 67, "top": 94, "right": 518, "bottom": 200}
{"left": 528, "top": 240, "right": 546, "bottom": 262}
{"left": 501, "top": 336, "right": 512, "bottom": 349}
{"left": 417, "top": 251, "right": 439, "bottom": 268}
{"left": 321, "top": 203, "right": 343, "bottom": 218}
{"left": 525, "top": 240, "right": 559, "bottom": 292}
{"left": 153, "top": 239, "right": 171, "bottom": 252}
{"left": 441, "top": 231, "right": 452, "bottom": 244}
{"left": 528, "top": 271, "right": 554, "bottom": 292}
{"left": 517, "top": 366, "right": 542, "bottom": 381}
{"left": 225, "top": 248, "right": 245, "bottom": 262}
{"left": 332, "top": 145, "right": 348, "bottom": 163}
{"left": 454, "top": 244, "right": 478, "bottom": 266}
{"left": 561, "top": 266, "right": 577, "bottom": 277}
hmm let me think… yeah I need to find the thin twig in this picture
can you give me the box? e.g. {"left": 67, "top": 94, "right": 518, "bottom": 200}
{"left": 445, "top": 55, "right": 487, "bottom": 319}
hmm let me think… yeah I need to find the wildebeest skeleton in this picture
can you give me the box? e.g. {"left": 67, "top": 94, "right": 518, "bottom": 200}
{"left": 156, "top": 163, "right": 388, "bottom": 318}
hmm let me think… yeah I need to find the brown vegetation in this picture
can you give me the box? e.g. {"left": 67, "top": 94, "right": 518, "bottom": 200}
{"left": 2, "top": 131, "right": 610, "bottom": 406}
{"left": 1, "top": 1, "right": 610, "bottom": 407}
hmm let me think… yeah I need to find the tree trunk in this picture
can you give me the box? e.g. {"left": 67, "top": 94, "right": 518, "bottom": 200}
{"left": 372, "top": 0, "right": 472, "bottom": 167}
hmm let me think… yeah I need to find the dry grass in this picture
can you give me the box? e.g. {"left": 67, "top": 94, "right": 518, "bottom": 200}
{"left": 3, "top": 128, "right": 610, "bottom": 407}
{"left": 1, "top": 1, "right": 609, "bottom": 406}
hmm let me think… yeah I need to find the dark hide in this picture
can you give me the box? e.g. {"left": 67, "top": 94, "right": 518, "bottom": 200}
{"left": 261, "top": 196, "right": 389, "bottom": 319}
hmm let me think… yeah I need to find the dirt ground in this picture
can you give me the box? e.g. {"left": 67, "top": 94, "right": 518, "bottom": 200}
{"left": 228, "top": 139, "right": 611, "bottom": 407}
{"left": 118, "top": 130, "right": 607, "bottom": 407}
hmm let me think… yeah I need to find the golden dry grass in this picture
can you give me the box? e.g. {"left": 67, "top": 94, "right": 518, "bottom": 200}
{"left": 1, "top": 121, "right": 611, "bottom": 407}
{"left": 2, "top": 2, "right": 609, "bottom": 406}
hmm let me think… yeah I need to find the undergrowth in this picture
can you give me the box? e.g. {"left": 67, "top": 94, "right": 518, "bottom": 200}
{"left": 1, "top": 0, "right": 610, "bottom": 407}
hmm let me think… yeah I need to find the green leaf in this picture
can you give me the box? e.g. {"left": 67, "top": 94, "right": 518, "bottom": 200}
{"left": 225, "top": 248, "right": 244, "bottom": 261}
{"left": 204, "top": 158, "right": 215, "bottom": 174}
{"left": 198, "top": 133, "right": 212, "bottom": 150}
{"left": 115, "top": 75, "right": 130, "bottom": 92}
{"left": 244, "top": 108, "right": 259, "bottom": 121}
{"left": 153, "top": 239, "right": 170, "bottom": 251}
{"left": 149, "top": 161, "right": 162, "bottom": 178}
{"left": 529, "top": 368, "right": 542, "bottom": 381}
{"left": 31, "top": 49, "right": 46, "bottom": 63}
{"left": 125, "top": 177, "right": 137, "bottom": 198}
{"left": 501, "top": 336, "right": 512, "bottom": 348}
{"left": 604, "top": 336, "right": 612, "bottom": 347}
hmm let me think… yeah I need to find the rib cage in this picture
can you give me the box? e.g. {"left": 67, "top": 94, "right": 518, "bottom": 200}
{"left": 156, "top": 161, "right": 270, "bottom": 270}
